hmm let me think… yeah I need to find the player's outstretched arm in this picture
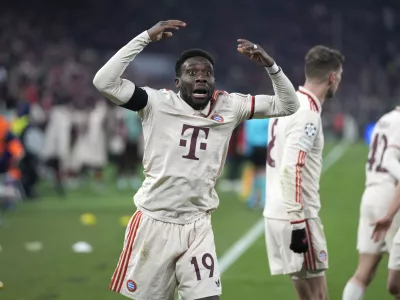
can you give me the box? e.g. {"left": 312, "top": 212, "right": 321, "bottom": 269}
{"left": 372, "top": 182, "right": 400, "bottom": 242}
{"left": 93, "top": 20, "right": 186, "bottom": 110}
{"left": 280, "top": 110, "right": 321, "bottom": 254}
{"left": 237, "top": 39, "right": 299, "bottom": 118}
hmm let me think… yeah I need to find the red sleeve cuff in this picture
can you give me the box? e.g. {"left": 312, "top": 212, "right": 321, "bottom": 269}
{"left": 290, "top": 219, "right": 305, "bottom": 224}
{"left": 248, "top": 95, "right": 255, "bottom": 119}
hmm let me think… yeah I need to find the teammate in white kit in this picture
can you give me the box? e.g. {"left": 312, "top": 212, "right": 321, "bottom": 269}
{"left": 372, "top": 180, "right": 400, "bottom": 299}
{"left": 263, "top": 45, "right": 344, "bottom": 300}
{"left": 343, "top": 107, "right": 400, "bottom": 300}
{"left": 93, "top": 20, "right": 299, "bottom": 300}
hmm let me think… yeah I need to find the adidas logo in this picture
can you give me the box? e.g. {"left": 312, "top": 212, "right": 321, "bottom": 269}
{"left": 215, "top": 279, "right": 220, "bottom": 287}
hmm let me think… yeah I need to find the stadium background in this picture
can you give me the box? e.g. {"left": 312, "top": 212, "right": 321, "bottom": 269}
{"left": 0, "top": 0, "right": 399, "bottom": 299}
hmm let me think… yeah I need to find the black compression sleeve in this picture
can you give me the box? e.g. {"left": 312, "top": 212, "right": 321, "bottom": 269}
{"left": 120, "top": 87, "right": 148, "bottom": 111}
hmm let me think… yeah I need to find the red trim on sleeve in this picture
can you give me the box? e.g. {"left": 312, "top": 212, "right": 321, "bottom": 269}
{"left": 249, "top": 95, "right": 255, "bottom": 119}
{"left": 295, "top": 150, "right": 307, "bottom": 204}
{"left": 290, "top": 219, "right": 305, "bottom": 224}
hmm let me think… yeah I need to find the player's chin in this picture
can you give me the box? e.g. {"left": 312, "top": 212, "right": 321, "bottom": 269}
{"left": 191, "top": 94, "right": 211, "bottom": 106}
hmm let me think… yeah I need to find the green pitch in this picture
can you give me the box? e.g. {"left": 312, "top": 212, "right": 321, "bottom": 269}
{"left": 0, "top": 143, "right": 390, "bottom": 299}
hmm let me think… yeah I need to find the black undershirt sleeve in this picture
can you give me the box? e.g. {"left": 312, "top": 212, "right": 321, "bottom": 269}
{"left": 120, "top": 87, "right": 148, "bottom": 111}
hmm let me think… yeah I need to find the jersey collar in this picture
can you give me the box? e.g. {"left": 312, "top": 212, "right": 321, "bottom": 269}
{"left": 298, "top": 86, "right": 322, "bottom": 114}
{"left": 177, "top": 91, "right": 212, "bottom": 116}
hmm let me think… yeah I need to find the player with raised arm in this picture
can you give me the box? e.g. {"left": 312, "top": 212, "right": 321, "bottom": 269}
{"left": 343, "top": 108, "right": 400, "bottom": 300}
{"left": 263, "top": 46, "right": 344, "bottom": 300}
{"left": 93, "top": 20, "right": 299, "bottom": 300}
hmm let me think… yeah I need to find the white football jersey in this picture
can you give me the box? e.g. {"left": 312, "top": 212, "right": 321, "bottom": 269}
{"left": 365, "top": 108, "right": 400, "bottom": 187}
{"left": 135, "top": 85, "right": 296, "bottom": 224}
{"left": 92, "top": 30, "right": 299, "bottom": 224}
{"left": 264, "top": 87, "right": 323, "bottom": 222}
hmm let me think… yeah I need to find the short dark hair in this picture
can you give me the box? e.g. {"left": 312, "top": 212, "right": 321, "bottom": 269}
{"left": 175, "top": 49, "right": 215, "bottom": 77}
{"left": 305, "top": 46, "right": 345, "bottom": 80}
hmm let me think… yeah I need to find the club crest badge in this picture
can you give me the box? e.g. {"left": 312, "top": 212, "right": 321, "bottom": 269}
{"left": 211, "top": 114, "right": 224, "bottom": 123}
{"left": 127, "top": 280, "right": 137, "bottom": 292}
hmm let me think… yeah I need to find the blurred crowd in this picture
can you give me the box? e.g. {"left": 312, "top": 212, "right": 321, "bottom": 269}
{"left": 0, "top": 0, "right": 399, "bottom": 202}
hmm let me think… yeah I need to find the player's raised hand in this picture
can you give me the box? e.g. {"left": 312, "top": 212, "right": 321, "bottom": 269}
{"left": 147, "top": 20, "right": 186, "bottom": 42}
{"left": 371, "top": 216, "right": 393, "bottom": 242}
{"left": 237, "top": 39, "right": 275, "bottom": 67}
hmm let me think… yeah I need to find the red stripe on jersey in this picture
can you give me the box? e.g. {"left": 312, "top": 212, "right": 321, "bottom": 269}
{"left": 312, "top": 101, "right": 317, "bottom": 112}
{"left": 207, "top": 90, "right": 226, "bottom": 117}
{"left": 249, "top": 95, "right": 255, "bottom": 119}
{"left": 207, "top": 104, "right": 213, "bottom": 116}
{"left": 295, "top": 151, "right": 306, "bottom": 204}
{"left": 207, "top": 91, "right": 218, "bottom": 117}
{"left": 308, "top": 97, "right": 318, "bottom": 112}
{"left": 298, "top": 90, "right": 320, "bottom": 113}
{"left": 305, "top": 220, "right": 317, "bottom": 270}
{"left": 110, "top": 211, "right": 142, "bottom": 292}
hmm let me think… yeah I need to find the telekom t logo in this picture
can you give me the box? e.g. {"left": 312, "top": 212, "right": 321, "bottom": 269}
{"left": 179, "top": 124, "right": 210, "bottom": 160}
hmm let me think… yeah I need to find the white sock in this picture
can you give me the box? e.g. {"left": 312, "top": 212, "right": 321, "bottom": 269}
{"left": 343, "top": 280, "right": 364, "bottom": 300}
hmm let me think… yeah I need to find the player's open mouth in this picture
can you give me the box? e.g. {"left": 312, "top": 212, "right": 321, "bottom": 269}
{"left": 192, "top": 89, "right": 208, "bottom": 99}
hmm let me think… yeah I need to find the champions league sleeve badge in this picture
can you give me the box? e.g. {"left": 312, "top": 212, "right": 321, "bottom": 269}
{"left": 304, "top": 123, "right": 317, "bottom": 138}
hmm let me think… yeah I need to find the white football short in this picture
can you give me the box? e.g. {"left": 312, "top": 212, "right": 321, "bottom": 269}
{"left": 357, "top": 184, "right": 400, "bottom": 254}
{"left": 389, "top": 229, "right": 400, "bottom": 270}
{"left": 264, "top": 217, "right": 328, "bottom": 278}
{"left": 110, "top": 210, "right": 221, "bottom": 300}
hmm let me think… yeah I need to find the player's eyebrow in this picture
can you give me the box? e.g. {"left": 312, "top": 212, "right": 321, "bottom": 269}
{"left": 186, "top": 63, "right": 213, "bottom": 69}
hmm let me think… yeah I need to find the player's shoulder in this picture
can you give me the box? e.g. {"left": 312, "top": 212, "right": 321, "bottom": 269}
{"left": 213, "top": 90, "right": 236, "bottom": 109}
{"left": 388, "top": 108, "right": 400, "bottom": 124}
{"left": 224, "top": 92, "right": 252, "bottom": 113}
{"left": 227, "top": 92, "right": 250, "bottom": 100}
{"left": 212, "top": 90, "right": 239, "bottom": 105}
{"left": 291, "top": 105, "right": 320, "bottom": 125}
{"left": 377, "top": 108, "right": 400, "bottom": 128}
{"left": 296, "top": 91, "right": 320, "bottom": 112}
{"left": 141, "top": 86, "right": 175, "bottom": 96}
{"left": 276, "top": 106, "right": 320, "bottom": 137}
{"left": 140, "top": 87, "right": 178, "bottom": 103}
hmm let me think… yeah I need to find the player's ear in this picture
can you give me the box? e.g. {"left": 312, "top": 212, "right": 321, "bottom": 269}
{"left": 328, "top": 72, "right": 335, "bottom": 85}
{"left": 175, "top": 77, "right": 180, "bottom": 89}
